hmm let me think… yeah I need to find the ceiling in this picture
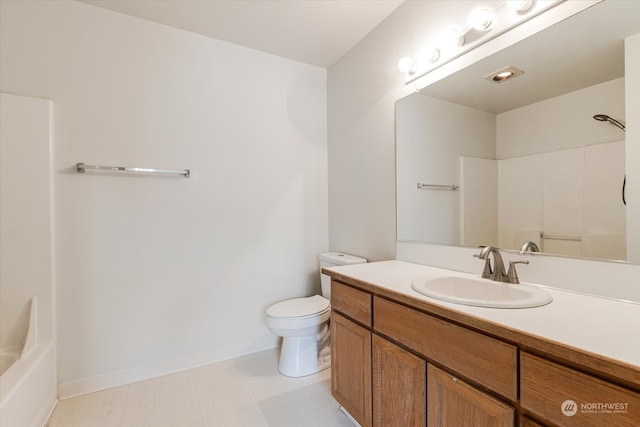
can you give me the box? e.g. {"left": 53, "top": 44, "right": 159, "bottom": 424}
{"left": 419, "top": 1, "right": 640, "bottom": 114}
{"left": 79, "top": 0, "right": 404, "bottom": 68}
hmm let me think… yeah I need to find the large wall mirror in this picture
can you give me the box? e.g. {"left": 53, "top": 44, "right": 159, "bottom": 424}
{"left": 396, "top": 1, "right": 640, "bottom": 263}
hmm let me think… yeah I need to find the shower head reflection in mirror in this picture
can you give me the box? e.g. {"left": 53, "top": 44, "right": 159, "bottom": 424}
{"left": 593, "top": 114, "right": 626, "bottom": 206}
{"left": 593, "top": 114, "right": 625, "bottom": 132}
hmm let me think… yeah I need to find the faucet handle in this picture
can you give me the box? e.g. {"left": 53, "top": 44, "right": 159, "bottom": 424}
{"left": 506, "top": 260, "right": 529, "bottom": 284}
{"left": 473, "top": 250, "right": 492, "bottom": 279}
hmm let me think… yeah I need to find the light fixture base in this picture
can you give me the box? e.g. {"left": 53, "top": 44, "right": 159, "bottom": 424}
{"left": 483, "top": 65, "right": 525, "bottom": 83}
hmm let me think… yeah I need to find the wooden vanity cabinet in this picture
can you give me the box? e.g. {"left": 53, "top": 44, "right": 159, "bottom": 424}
{"left": 329, "top": 278, "right": 638, "bottom": 427}
{"left": 331, "top": 281, "right": 373, "bottom": 427}
{"left": 331, "top": 279, "right": 516, "bottom": 427}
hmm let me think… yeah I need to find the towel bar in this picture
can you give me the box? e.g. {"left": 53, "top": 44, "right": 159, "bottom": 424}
{"left": 76, "top": 163, "right": 190, "bottom": 178}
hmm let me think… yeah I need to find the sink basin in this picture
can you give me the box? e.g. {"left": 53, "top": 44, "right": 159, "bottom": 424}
{"left": 411, "top": 275, "right": 552, "bottom": 308}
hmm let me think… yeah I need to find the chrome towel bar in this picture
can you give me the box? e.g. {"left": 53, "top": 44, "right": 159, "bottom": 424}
{"left": 541, "top": 233, "right": 582, "bottom": 242}
{"left": 417, "top": 183, "right": 459, "bottom": 191}
{"left": 76, "top": 163, "right": 190, "bottom": 178}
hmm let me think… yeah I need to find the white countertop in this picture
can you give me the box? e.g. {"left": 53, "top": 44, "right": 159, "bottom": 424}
{"left": 325, "top": 260, "right": 640, "bottom": 368}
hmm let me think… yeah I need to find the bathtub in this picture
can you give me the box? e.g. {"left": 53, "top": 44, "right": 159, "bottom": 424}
{"left": 0, "top": 298, "right": 57, "bottom": 427}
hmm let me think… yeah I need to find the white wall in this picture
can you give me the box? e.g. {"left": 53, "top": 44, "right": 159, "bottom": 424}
{"left": 460, "top": 157, "right": 498, "bottom": 248}
{"left": 1, "top": 0, "right": 328, "bottom": 396}
{"left": 396, "top": 94, "right": 495, "bottom": 244}
{"left": 497, "top": 78, "right": 626, "bottom": 158}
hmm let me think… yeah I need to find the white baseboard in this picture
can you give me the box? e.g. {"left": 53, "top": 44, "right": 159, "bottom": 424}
{"left": 339, "top": 405, "right": 361, "bottom": 427}
{"left": 57, "top": 337, "right": 279, "bottom": 399}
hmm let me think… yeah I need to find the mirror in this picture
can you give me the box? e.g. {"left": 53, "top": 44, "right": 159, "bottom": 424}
{"left": 396, "top": 1, "right": 640, "bottom": 263}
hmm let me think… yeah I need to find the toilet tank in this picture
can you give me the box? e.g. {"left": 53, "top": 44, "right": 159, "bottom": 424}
{"left": 319, "top": 252, "right": 367, "bottom": 300}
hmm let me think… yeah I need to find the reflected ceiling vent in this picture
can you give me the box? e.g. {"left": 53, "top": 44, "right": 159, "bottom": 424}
{"left": 484, "top": 65, "right": 524, "bottom": 83}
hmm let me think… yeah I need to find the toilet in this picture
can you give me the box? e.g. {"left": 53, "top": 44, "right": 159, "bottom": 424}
{"left": 265, "top": 252, "right": 367, "bottom": 377}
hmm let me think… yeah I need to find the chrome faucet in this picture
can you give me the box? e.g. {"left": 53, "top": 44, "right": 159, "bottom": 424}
{"left": 474, "top": 246, "right": 529, "bottom": 284}
{"left": 520, "top": 241, "right": 540, "bottom": 254}
{"left": 475, "top": 246, "right": 507, "bottom": 282}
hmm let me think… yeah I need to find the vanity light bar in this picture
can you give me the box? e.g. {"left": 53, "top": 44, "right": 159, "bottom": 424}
{"left": 401, "top": 0, "right": 564, "bottom": 84}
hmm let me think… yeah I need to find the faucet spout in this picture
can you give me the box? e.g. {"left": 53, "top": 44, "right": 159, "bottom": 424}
{"left": 477, "top": 246, "right": 507, "bottom": 282}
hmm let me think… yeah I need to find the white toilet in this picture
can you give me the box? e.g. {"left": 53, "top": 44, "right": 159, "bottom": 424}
{"left": 265, "top": 252, "right": 367, "bottom": 377}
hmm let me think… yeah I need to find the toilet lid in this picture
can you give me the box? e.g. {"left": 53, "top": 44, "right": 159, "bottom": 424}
{"left": 267, "top": 295, "right": 330, "bottom": 319}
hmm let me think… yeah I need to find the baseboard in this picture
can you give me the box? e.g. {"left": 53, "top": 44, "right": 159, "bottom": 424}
{"left": 339, "top": 406, "right": 362, "bottom": 427}
{"left": 42, "top": 398, "right": 59, "bottom": 427}
{"left": 57, "top": 337, "right": 279, "bottom": 399}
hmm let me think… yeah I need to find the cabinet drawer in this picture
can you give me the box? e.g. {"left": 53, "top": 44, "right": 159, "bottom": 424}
{"left": 521, "top": 352, "right": 640, "bottom": 427}
{"left": 374, "top": 297, "right": 517, "bottom": 400}
{"left": 331, "top": 280, "right": 372, "bottom": 327}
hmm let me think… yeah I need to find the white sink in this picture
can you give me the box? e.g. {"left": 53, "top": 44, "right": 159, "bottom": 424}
{"left": 411, "top": 275, "right": 553, "bottom": 309}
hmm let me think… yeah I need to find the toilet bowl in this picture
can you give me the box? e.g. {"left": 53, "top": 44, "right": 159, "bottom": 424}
{"left": 265, "top": 252, "right": 367, "bottom": 377}
{"left": 266, "top": 295, "right": 331, "bottom": 377}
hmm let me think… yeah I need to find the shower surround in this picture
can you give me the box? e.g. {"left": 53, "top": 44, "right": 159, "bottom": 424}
{"left": 0, "top": 93, "right": 57, "bottom": 427}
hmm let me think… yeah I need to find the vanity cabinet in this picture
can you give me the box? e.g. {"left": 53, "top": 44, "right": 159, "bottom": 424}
{"left": 329, "top": 276, "right": 639, "bottom": 427}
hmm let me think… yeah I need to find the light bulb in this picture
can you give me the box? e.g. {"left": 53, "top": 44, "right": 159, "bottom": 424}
{"left": 398, "top": 57, "right": 418, "bottom": 74}
{"left": 470, "top": 8, "right": 494, "bottom": 31}
{"left": 442, "top": 28, "right": 465, "bottom": 47}
{"left": 506, "top": 0, "right": 535, "bottom": 13}
{"left": 493, "top": 71, "right": 514, "bottom": 81}
{"left": 417, "top": 45, "right": 440, "bottom": 64}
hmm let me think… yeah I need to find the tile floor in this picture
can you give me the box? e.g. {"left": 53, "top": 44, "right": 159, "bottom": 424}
{"left": 47, "top": 349, "right": 354, "bottom": 427}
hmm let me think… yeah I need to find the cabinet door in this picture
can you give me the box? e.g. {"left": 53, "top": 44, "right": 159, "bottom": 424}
{"left": 427, "top": 364, "right": 514, "bottom": 427}
{"left": 373, "top": 335, "right": 426, "bottom": 427}
{"left": 520, "top": 352, "right": 640, "bottom": 427}
{"left": 331, "top": 312, "right": 372, "bottom": 427}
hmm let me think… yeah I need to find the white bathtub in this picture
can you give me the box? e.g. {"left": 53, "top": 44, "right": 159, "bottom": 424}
{"left": 0, "top": 349, "right": 20, "bottom": 377}
{"left": 0, "top": 298, "right": 57, "bottom": 427}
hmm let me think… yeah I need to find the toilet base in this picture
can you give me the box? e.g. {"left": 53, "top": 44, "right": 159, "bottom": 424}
{"left": 278, "top": 334, "right": 331, "bottom": 378}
